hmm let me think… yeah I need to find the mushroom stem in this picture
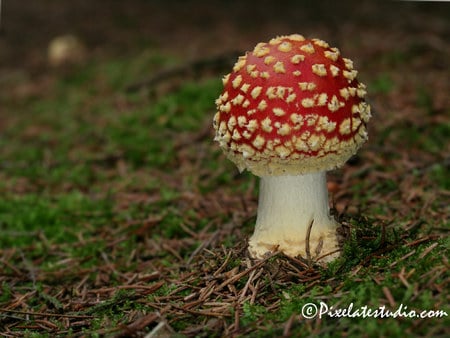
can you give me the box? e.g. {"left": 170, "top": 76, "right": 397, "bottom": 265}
{"left": 248, "top": 172, "right": 339, "bottom": 262}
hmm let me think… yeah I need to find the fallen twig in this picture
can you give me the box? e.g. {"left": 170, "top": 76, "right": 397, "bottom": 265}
{"left": 125, "top": 51, "right": 241, "bottom": 93}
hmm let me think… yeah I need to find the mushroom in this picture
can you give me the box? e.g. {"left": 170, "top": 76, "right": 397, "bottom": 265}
{"left": 213, "top": 34, "right": 371, "bottom": 263}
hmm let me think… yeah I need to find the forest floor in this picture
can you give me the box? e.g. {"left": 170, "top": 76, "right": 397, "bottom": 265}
{"left": 0, "top": 1, "right": 449, "bottom": 337}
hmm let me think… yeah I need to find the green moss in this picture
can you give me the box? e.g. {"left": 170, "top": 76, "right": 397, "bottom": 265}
{"left": 370, "top": 73, "right": 395, "bottom": 94}
{"left": 1, "top": 47, "right": 447, "bottom": 337}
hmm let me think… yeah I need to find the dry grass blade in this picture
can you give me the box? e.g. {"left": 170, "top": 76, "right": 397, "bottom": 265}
{"left": 88, "top": 282, "right": 165, "bottom": 294}
{"left": 0, "top": 308, "right": 93, "bottom": 319}
{"left": 215, "top": 254, "right": 276, "bottom": 293}
{"left": 112, "top": 313, "right": 159, "bottom": 337}
{"left": 382, "top": 286, "right": 396, "bottom": 308}
{"left": 305, "top": 219, "right": 314, "bottom": 264}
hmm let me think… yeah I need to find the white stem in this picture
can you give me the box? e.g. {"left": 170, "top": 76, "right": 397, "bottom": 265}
{"left": 248, "top": 172, "right": 339, "bottom": 262}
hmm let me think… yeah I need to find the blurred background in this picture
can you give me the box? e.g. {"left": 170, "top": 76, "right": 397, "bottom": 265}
{"left": 1, "top": 0, "right": 448, "bottom": 75}
{"left": 1, "top": 1, "right": 448, "bottom": 169}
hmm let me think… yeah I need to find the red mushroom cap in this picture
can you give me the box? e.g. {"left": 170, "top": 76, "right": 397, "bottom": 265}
{"left": 213, "top": 34, "right": 371, "bottom": 176}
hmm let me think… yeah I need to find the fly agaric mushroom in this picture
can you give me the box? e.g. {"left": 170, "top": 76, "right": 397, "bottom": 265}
{"left": 213, "top": 34, "right": 371, "bottom": 263}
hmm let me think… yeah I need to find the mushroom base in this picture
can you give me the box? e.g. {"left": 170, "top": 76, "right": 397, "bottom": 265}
{"left": 248, "top": 172, "right": 340, "bottom": 264}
